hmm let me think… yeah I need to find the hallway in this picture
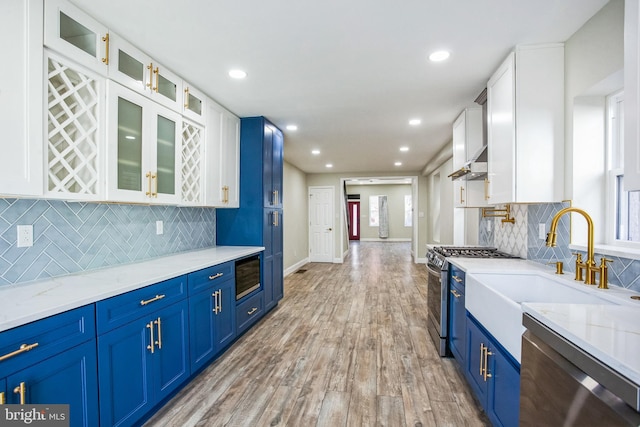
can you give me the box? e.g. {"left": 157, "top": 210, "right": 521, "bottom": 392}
{"left": 145, "top": 242, "right": 488, "bottom": 426}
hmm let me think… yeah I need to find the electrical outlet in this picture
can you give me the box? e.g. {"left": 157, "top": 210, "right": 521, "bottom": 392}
{"left": 156, "top": 220, "right": 163, "bottom": 235}
{"left": 17, "top": 225, "right": 33, "bottom": 247}
{"left": 539, "top": 223, "right": 546, "bottom": 240}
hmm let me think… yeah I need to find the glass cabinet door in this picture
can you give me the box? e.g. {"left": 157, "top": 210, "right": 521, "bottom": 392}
{"left": 107, "top": 82, "right": 180, "bottom": 204}
{"left": 45, "top": 0, "right": 108, "bottom": 75}
{"left": 182, "top": 83, "right": 207, "bottom": 124}
{"left": 116, "top": 97, "right": 143, "bottom": 192}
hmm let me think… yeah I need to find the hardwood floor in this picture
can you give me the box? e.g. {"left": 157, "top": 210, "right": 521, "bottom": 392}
{"left": 145, "top": 242, "right": 489, "bottom": 427}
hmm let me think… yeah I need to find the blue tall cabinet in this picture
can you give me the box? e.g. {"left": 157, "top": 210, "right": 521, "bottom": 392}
{"left": 217, "top": 116, "right": 284, "bottom": 312}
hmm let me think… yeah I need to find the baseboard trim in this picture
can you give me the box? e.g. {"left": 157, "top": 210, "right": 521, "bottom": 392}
{"left": 359, "top": 238, "right": 412, "bottom": 242}
{"left": 284, "top": 258, "right": 309, "bottom": 277}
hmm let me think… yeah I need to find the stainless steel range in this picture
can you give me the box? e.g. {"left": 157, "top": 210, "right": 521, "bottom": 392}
{"left": 426, "top": 246, "right": 519, "bottom": 356}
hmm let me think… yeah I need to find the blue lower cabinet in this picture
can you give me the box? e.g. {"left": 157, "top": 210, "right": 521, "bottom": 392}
{"left": 465, "top": 313, "right": 520, "bottom": 427}
{"left": 236, "top": 290, "right": 264, "bottom": 335}
{"left": 4, "top": 340, "right": 99, "bottom": 427}
{"left": 98, "top": 300, "right": 190, "bottom": 427}
{"left": 448, "top": 269, "right": 466, "bottom": 365}
{"left": 188, "top": 278, "right": 236, "bottom": 372}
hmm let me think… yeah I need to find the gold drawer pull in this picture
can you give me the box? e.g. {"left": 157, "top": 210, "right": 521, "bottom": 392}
{"left": 452, "top": 275, "right": 463, "bottom": 283}
{"left": 450, "top": 289, "right": 461, "bottom": 298}
{"left": 146, "top": 321, "right": 155, "bottom": 353}
{"left": 208, "top": 272, "right": 224, "bottom": 280}
{"left": 247, "top": 307, "right": 258, "bottom": 315}
{"left": 13, "top": 382, "right": 26, "bottom": 405}
{"left": 154, "top": 317, "right": 162, "bottom": 350}
{"left": 0, "top": 343, "right": 39, "bottom": 362}
{"left": 140, "top": 294, "right": 166, "bottom": 306}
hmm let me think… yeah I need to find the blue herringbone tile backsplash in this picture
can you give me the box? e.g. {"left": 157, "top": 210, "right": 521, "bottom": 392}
{"left": 0, "top": 199, "right": 216, "bottom": 286}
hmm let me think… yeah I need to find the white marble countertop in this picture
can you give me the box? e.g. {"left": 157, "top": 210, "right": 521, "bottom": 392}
{"left": 448, "top": 256, "right": 640, "bottom": 387}
{"left": 522, "top": 303, "right": 640, "bottom": 386}
{"left": 0, "top": 246, "right": 264, "bottom": 333}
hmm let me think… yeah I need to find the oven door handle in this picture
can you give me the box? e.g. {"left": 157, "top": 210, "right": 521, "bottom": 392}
{"left": 426, "top": 263, "right": 441, "bottom": 276}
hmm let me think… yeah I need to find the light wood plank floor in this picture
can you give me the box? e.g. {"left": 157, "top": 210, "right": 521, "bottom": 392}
{"left": 145, "top": 242, "right": 489, "bottom": 427}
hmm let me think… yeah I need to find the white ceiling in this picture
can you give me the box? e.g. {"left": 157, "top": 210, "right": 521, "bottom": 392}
{"left": 72, "top": 0, "right": 609, "bottom": 175}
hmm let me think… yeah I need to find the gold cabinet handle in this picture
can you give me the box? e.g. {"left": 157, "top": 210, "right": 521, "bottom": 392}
{"left": 184, "top": 87, "right": 190, "bottom": 109}
{"left": 247, "top": 307, "right": 257, "bottom": 315}
{"left": 147, "top": 63, "right": 154, "bottom": 90}
{"left": 152, "top": 173, "right": 158, "bottom": 198}
{"left": 140, "top": 294, "right": 166, "bottom": 306}
{"left": 146, "top": 171, "right": 153, "bottom": 197}
{"left": 460, "top": 186, "right": 465, "bottom": 204}
{"left": 483, "top": 345, "right": 493, "bottom": 381}
{"left": 102, "top": 33, "right": 110, "bottom": 64}
{"left": 13, "top": 382, "right": 26, "bottom": 405}
{"left": 0, "top": 342, "right": 39, "bottom": 362}
{"left": 212, "top": 290, "right": 219, "bottom": 314}
{"left": 272, "top": 211, "right": 279, "bottom": 227}
{"left": 484, "top": 178, "right": 490, "bottom": 200}
{"left": 452, "top": 275, "right": 462, "bottom": 283}
{"left": 218, "top": 289, "right": 222, "bottom": 313}
{"left": 146, "top": 321, "right": 155, "bottom": 353}
{"left": 479, "top": 343, "right": 484, "bottom": 376}
{"left": 153, "top": 67, "right": 159, "bottom": 92}
{"left": 154, "top": 317, "right": 162, "bottom": 350}
{"left": 450, "top": 289, "right": 461, "bottom": 298}
{"left": 0, "top": 391, "right": 5, "bottom": 405}
{"left": 208, "top": 272, "right": 224, "bottom": 281}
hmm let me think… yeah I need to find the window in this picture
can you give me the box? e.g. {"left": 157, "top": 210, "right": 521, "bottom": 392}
{"left": 404, "top": 194, "right": 412, "bottom": 227}
{"left": 369, "top": 195, "right": 379, "bottom": 226}
{"left": 607, "top": 91, "right": 640, "bottom": 244}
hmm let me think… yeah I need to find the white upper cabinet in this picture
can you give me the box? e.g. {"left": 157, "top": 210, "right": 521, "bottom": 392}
{"left": 204, "top": 101, "right": 240, "bottom": 208}
{"left": 106, "top": 82, "right": 182, "bottom": 204}
{"left": 182, "top": 83, "right": 207, "bottom": 125}
{"left": 625, "top": 0, "right": 640, "bottom": 191}
{"left": 44, "top": 0, "right": 109, "bottom": 76}
{"left": 108, "top": 33, "right": 184, "bottom": 112}
{"left": 486, "top": 45, "right": 564, "bottom": 204}
{"left": 0, "top": 0, "right": 43, "bottom": 197}
{"left": 452, "top": 108, "right": 488, "bottom": 208}
{"left": 180, "top": 119, "right": 205, "bottom": 206}
{"left": 45, "top": 50, "right": 105, "bottom": 200}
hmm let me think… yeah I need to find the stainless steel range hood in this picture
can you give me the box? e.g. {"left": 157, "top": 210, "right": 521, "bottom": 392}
{"left": 448, "top": 144, "right": 487, "bottom": 180}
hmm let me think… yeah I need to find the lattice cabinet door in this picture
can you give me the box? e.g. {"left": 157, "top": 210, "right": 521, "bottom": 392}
{"left": 45, "top": 50, "right": 105, "bottom": 200}
{"left": 181, "top": 120, "right": 204, "bottom": 206}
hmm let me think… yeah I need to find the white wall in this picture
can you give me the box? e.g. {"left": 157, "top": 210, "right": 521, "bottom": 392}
{"left": 426, "top": 157, "right": 455, "bottom": 245}
{"left": 565, "top": 0, "right": 623, "bottom": 245}
{"left": 346, "top": 184, "right": 412, "bottom": 241}
{"left": 283, "top": 161, "right": 309, "bottom": 274}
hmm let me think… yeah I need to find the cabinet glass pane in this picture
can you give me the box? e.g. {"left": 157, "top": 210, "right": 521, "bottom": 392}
{"left": 157, "top": 115, "right": 176, "bottom": 195}
{"left": 59, "top": 12, "right": 96, "bottom": 58}
{"left": 157, "top": 74, "right": 176, "bottom": 102}
{"left": 118, "top": 50, "right": 144, "bottom": 84}
{"left": 117, "top": 97, "right": 143, "bottom": 191}
{"left": 187, "top": 93, "right": 202, "bottom": 115}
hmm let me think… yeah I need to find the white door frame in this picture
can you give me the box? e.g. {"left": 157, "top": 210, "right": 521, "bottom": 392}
{"left": 308, "top": 185, "right": 335, "bottom": 262}
{"left": 339, "top": 176, "right": 420, "bottom": 263}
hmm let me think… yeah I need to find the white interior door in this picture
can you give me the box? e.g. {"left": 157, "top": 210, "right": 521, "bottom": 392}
{"left": 309, "top": 186, "right": 334, "bottom": 262}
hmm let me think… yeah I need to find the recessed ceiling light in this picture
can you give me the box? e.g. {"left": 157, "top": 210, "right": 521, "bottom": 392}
{"left": 325, "top": 163, "right": 333, "bottom": 168}
{"left": 400, "top": 146, "right": 409, "bottom": 152}
{"left": 311, "top": 149, "right": 320, "bottom": 155}
{"left": 228, "top": 69, "right": 247, "bottom": 79}
{"left": 409, "top": 119, "right": 421, "bottom": 126}
{"left": 286, "top": 125, "right": 298, "bottom": 131}
{"left": 429, "top": 50, "right": 450, "bottom": 62}
{"left": 395, "top": 162, "right": 402, "bottom": 166}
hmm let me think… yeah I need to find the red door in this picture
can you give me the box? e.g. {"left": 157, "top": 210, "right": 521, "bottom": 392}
{"left": 348, "top": 201, "right": 360, "bottom": 240}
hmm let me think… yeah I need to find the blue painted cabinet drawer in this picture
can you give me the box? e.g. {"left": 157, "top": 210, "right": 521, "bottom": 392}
{"left": 0, "top": 305, "right": 95, "bottom": 375}
{"left": 236, "top": 290, "right": 264, "bottom": 335}
{"left": 96, "top": 275, "right": 187, "bottom": 335}
{"left": 187, "top": 262, "right": 234, "bottom": 295}
{"left": 450, "top": 265, "right": 465, "bottom": 289}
